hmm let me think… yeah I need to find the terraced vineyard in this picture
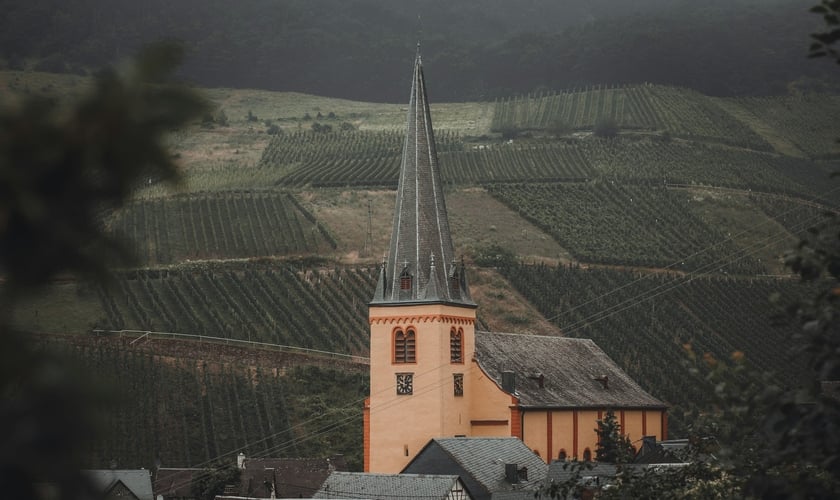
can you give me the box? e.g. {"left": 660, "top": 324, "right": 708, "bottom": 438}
{"left": 730, "top": 94, "right": 840, "bottom": 158}
{"left": 40, "top": 337, "right": 367, "bottom": 469}
{"left": 96, "top": 262, "right": 376, "bottom": 355}
{"left": 582, "top": 139, "right": 838, "bottom": 203}
{"left": 496, "top": 263, "right": 810, "bottom": 424}
{"left": 486, "top": 183, "right": 766, "bottom": 274}
{"left": 257, "top": 131, "right": 838, "bottom": 202}
{"left": 491, "top": 85, "right": 662, "bottom": 131}
{"left": 491, "top": 84, "right": 772, "bottom": 150}
{"left": 13, "top": 75, "right": 839, "bottom": 468}
{"left": 751, "top": 194, "right": 840, "bottom": 238}
{"left": 107, "top": 190, "right": 336, "bottom": 265}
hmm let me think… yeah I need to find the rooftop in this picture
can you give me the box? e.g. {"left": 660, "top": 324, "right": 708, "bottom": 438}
{"left": 474, "top": 332, "right": 666, "bottom": 409}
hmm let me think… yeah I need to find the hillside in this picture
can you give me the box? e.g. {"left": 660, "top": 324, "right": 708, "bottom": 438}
{"left": 6, "top": 71, "right": 839, "bottom": 471}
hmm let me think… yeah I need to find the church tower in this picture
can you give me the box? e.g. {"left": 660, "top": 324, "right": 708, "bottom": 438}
{"left": 365, "top": 47, "right": 477, "bottom": 473}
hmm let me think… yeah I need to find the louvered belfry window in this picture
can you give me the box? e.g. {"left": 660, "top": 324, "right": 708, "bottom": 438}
{"left": 394, "top": 329, "right": 416, "bottom": 363}
{"left": 450, "top": 328, "right": 463, "bottom": 363}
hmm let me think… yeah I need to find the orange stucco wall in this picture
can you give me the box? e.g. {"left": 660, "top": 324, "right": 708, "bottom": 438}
{"left": 367, "top": 303, "right": 477, "bottom": 473}
{"left": 519, "top": 408, "right": 668, "bottom": 462}
{"left": 365, "top": 304, "right": 668, "bottom": 471}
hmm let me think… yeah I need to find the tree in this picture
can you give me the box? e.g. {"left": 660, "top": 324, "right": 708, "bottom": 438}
{"left": 191, "top": 463, "right": 240, "bottom": 500}
{"left": 0, "top": 41, "right": 207, "bottom": 499}
{"left": 594, "top": 410, "right": 634, "bottom": 464}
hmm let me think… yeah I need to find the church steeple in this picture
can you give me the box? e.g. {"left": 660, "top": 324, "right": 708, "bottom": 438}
{"left": 372, "top": 46, "right": 473, "bottom": 306}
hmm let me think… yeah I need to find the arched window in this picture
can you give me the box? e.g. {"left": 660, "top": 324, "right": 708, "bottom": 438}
{"left": 558, "top": 449, "right": 567, "bottom": 461}
{"left": 583, "top": 448, "right": 592, "bottom": 462}
{"left": 394, "top": 328, "right": 416, "bottom": 363}
{"left": 450, "top": 328, "right": 463, "bottom": 363}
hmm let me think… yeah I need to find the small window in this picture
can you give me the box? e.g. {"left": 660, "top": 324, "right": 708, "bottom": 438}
{"left": 454, "top": 373, "right": 464, "bottom": 397}
{"left": 558, "top": 449, "right": 567, "bottom": 461}
{"left": 450, "top": 328, "right": 463, "bottom": 363}
{"left": 400, "top": 268, "right": 412, "bottom": 290}
{"left": 583, "top": 448, "right": 592, "bottom": 462}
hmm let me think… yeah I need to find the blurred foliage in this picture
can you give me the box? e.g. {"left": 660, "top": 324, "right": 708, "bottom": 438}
{"left": 0, "top": 41, "right": 207, "bottom": 499}
{"left": 0, "top": 41, "right": 207, "bottom": 298}
{"left": 810, "top": 0, "right": 840, "bottom": 63}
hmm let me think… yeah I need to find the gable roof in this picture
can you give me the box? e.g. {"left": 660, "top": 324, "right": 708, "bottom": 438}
{"left": 403, "top": 437, "right": 547, "bottom": 500}
{"left": 314, "top": 471, "right": 464, "bottom": 500}
{"left": 85, "top": 470, "right": 154, "bottom": 500}
{"left": 474, "top": 332, "right": 666, "bottom": 409}
{"left": 371, "top": 46, "right": 473, "bottom": 307}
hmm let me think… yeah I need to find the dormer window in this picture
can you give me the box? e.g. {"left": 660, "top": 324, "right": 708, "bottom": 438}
{"left": 450, "top": 262, "right": 460, "bottom": 292}
{"left": 399, "top": 267, "right": 412, "bottom": 291}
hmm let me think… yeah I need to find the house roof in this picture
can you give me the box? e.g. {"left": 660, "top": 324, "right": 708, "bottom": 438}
{"left": 237, "top": 455, "right": 347, "bottom": 498}
{"left": 633, "top": 437, "right": 684, "bottom": 464}
{"left": 404, "top": 437, "right": 547, "bottom": 498}
{"left": 371, "top": 45, "right": 473, "bottom": 307}
{"left": 474, "top": 332, "right": 666, "bottom": 409}
{"left": 84, "top": 469, "right": 154, "bottom": 500}
{"left": 546, "top": 461, "right": 619, "bottom": 485}
{"left": 314, "top": 471, "right": 463, "bottom": 500}
{"left": 153, "top": 468, "right": 201, "bottom": 498}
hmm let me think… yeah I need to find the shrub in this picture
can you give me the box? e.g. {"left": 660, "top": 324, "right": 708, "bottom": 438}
{"left": 593, "top": 116, "right": 619, "bottom": 138}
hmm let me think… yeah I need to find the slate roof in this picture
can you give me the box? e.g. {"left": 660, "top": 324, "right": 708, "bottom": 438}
{"left": 633, "top": 437, "right": 684, "bottom": 464}
{"left": 153, "top": 468, "right": 200, "bottom": 498}
{"left": 371, "top": 46, "right": 473, "bottom": 307}
{"left": 474, "top": 332, "right": 666, "bottom": 409}
{"left": 236, "top": 455, "right": 347, "bottom": 498}
{"left": 545, "top": 461, "right": 620, "bottom": 485}
{"left": 85, "top": 469, "right": 154, "bottom": 500}
{"left": 314, "top": 471, "right": 463, "bottom": 500}
{"left": 403, "top": 437, "right": 547, "bottom": 500}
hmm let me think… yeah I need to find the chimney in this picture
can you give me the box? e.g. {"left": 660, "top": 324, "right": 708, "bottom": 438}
{"left": 237, "top": 452, "right": 246, "bottom": 470}
{"left": 505, "top": 464, "right": 519, "bottom": 484}
{"left": 502, "top": 371, "right": 516, "bottom": 393}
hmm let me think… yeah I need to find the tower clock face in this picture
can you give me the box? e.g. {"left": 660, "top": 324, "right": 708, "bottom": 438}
{"left": 396, "top": 373, "right": 413, "bottom": 395}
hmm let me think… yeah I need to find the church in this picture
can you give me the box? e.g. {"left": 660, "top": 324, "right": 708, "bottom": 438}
{"left": 363, "top": 49, "right": 667, "bottom": 473}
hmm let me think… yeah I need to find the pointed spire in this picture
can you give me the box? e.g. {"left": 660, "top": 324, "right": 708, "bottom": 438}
{"left": 371, "top": 50, "right": 474, "bottom": 306}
